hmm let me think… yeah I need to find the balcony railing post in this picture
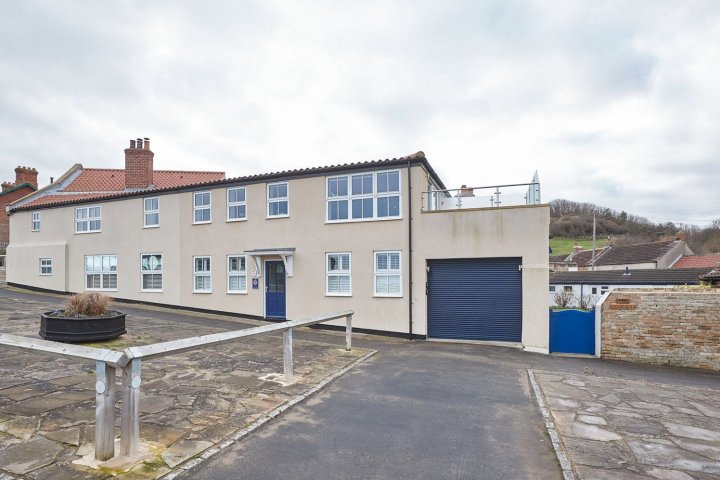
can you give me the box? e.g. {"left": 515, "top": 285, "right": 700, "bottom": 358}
{"left": 345, "top": 314, "right": 352, "bottom": 351}
{"left": 120, "top": 358, "right": 142, "bottom": 457}
{"left": 94, "top": 360, "right": 116, "bottom": 461}
{"left": 283, "top": 327, "right": 293, "bottom": 382}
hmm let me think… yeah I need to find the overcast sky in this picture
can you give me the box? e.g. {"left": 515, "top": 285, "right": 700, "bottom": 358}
{"left": 1, "top": 1, "right": 718, "bottom": 225}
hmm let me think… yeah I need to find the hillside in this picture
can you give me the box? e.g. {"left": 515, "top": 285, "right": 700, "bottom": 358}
{"left": 550, "top": 199, "right": 720, "bottom": 254}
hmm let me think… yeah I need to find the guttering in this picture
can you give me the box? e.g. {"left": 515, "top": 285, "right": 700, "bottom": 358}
{"left": 408, "top": 160, "right": 413, "bottom": 340}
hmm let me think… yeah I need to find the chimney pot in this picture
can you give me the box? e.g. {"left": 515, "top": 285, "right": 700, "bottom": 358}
{"left": 137, "top": 138, "right": 143, "bottom": 149}
{"left": 143, "top": 137, "right": 150, "bottom": 150}
{"left": 130, "top": 139, "right": 136, "bottom": 149}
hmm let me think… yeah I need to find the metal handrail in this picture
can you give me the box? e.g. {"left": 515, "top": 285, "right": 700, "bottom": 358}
{"left": 0, "top": 309, "right": 354, "bottom": 463}
{"left": 422, "top": 182, "right": 541, "bottom": 211}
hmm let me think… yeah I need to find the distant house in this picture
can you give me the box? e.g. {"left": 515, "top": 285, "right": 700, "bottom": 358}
{"left": 558, "top": 239, "right": 693, "bottom": 271}
{"left": 0, "top": 167, "right": 39, "bottom": 251}
{"left": 671, "top": 254, "right": 720, "bottom": 269}
{"left": 549, "top": 267, "right": 711, "bottom": 307}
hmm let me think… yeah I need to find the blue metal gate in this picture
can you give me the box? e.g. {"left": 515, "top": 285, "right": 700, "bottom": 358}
{"left": 549, "top": 309, "right": 595, "bottom": 355}
{"left": 427, "top": 258, "right": 522, "bottom": 342}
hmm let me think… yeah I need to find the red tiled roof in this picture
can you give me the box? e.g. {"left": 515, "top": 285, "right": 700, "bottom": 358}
{"left": 63, "top": 169, "right": 225, "bottom": 192}
{"left": 672, "top": 254, "right": 720, "bottom": 269}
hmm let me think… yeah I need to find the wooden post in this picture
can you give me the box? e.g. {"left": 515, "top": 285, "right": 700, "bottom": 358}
{"left": 283, "top": 327, "right": 293, "bottom": 382}
{"left": 94, "top": 360, "right": 116, "bottom": 461}
{"left": 120, "top": 358, "right": 142, "bottom": 457}
{"left": 345, "top": 314, "right": 352, "bottom": 351}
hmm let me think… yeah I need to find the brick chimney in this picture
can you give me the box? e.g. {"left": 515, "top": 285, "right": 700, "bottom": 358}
{"left": 124, "top": 137, "right": 154, "bottom": 189}
{"left": 14, "top": 166, "right": 38, "bottom": 188}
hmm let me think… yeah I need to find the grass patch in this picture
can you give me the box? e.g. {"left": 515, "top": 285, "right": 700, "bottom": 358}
{"left": 550, "top": 237, "right": 596, "bottom": 256}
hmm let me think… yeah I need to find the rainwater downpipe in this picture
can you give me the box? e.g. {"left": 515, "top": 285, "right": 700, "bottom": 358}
{"left": 407, "top": 160, "right": 413, "bottom": 340}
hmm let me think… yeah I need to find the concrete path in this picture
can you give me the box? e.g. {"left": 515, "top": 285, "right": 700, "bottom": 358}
{"left": 534, "top": 370, "right": 720, "bottom": 479}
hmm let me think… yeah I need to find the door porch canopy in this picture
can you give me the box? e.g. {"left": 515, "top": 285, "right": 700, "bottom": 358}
{"left": 244, "top": 248, "right": 295, "bottom": 277}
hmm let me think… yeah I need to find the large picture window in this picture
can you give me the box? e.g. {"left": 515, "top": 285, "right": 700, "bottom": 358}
{"left": 85, "top": 255, "right": 117, "bottom": 290}
{"left": 76, "top": 206, "right": 102, "bottom": 233}
{"left": 193, "top": 191, "right": 211, "bottom": 224}
{"left": 193, "top": 256, "right": 211, "bottom": 292}
{"left": 141, "top": 254, "right": 163, "bottom": 291}
{"left": 327, "top": 170, "right": 401, "bottom": 222}
{"left": 267, "top": 182, "right": 289, "bottom": 218}
{"left": 227, "top": 187, "right": 247, "bottom": 221}
{"left": 144, "top": 197, "right": 159, "bottom": 227}
{"left": 326, "top": 253, "right": 351, "bottom": 296}
{"left": 374, "top": 251, "right": 402, "bottom": 297}
{"left": 227, "top": 255, "right": 247, "bottom": 293}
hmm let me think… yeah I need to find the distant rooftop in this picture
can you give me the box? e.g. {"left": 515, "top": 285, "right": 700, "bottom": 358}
{"left": 550, "top": 267, "right": 711, "bottom": 286}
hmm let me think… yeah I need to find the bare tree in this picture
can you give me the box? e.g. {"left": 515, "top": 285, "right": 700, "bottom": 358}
{"left": 577, "top": 294, "right": 599, "bottom": 310}
{"left": 553, "top": 290, "right": 575, "bottom": 309}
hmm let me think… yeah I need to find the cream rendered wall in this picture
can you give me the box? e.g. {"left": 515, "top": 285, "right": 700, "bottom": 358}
{"left": 410, "top": 166, "right": 551, "bottom": 352}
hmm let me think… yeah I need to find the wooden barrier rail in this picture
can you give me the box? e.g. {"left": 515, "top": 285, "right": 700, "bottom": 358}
{"left": 0, "top": 309, "right": 354, "bottom": 463}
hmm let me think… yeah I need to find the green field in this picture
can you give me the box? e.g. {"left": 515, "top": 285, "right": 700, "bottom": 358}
{"left": 549, "top": 237, "right": 596, "bottom": 256}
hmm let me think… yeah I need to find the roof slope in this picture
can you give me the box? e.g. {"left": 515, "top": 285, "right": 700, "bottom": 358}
{"left": 672, "top": 254, "right": 720, "bottom": 269}
{"left": 550, "top": 267, "right": 711, "bottom": 286}
{"left": 11, "top": 151, "right": 438, "bottom": 213}
{"left": 62, "top": 169, "right": 225, "bottom": 192}
{"left": 568, "top": 240, "right": 680, "bottom": 267}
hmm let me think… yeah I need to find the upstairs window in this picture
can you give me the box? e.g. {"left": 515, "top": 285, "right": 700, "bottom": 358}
{"left": 326, "top": 170, "right": 401, "bottom": 222}
{"left": 40, "top": 258, "right": 52, "bottom": 275}
{"left": 85, "top": 255, "right": 117, "bottom": 290}
{"left": 144, "top": 197, "right": 159, "bottom": 227}
{"left": 326, "top": 253, "right": 351, "bottom": 296}
{"left": 141, "top": 253, "right": 163, "bottom": 291}
{"left": 193, "top": 256, "right": 212, "bottom": 292}
{"left": 267, "top": 182, "right": 289, "bottom": 218}
{"left": 31, "top": 211, "right": 40, "bottom": 231}
{"left": 227, "top": 187, "right": 247, "bottom": 221}
{"left": 76, "top": 206, "right": 102, "bottom": 233}
{"left": 193, "top": 192, "right": 211, "bottom": 224}
{"left": 374, "top": 251, "right": 402, "bottom": 297}
{"left": 227, "top": 255, "right": 247, "bottom": 293}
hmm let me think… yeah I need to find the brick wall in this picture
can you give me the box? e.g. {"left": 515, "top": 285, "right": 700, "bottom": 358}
{"left": 0, "top": 185, "right": 36, "bottom": 248}
{"left": 601, "top": 289, "right": 720, "bottom": 370}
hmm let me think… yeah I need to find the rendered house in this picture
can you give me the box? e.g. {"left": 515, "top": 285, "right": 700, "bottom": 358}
{"left": 549, "top": 267, "right": 711, "bottom": 307}
{"left": 559, "top": 239, "right": 693, "bottom": 271}
{"left": 7, "top": 138, "right": 550, "bottom": 352}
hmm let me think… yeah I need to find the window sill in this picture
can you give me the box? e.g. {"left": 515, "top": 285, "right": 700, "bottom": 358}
{"left": 193, "top": 290, "right": 212, "bottom": 294}
{"left": 143, "top": 225, "right": 160, "bottom": 229}
{"left": 373, "top": 294, "right": 403, "bottom": 298}
{"left": 86, "top": 288, "right": 118, "bottom": 292}
{"left": 75, "top": 230, "right": 102, "bottom": 235}
{"left": 31, "top": 229, "right": 40, "bottom": 232}
{"left": 325, "top": 216, "right": 403, "bottom": 224}
{"left": 226, "top": 218, "right": 248, "bottom": 223}
{"left": 326, "top": 293, "right": 352, "bottom": 297}
{"left": 39, "top": 274, "right": 53, "bottom": 276}
{"left": 192, "top": 221, "right": 212, "bottom": 225}
{"left": 141, "top": 289, "right": 163, "bottom": 293}
{"left": 226, "top": 291, "right": 248, "bottom": 295}
{"left": 266, "top": 215, "right": 290, "bottom": 219}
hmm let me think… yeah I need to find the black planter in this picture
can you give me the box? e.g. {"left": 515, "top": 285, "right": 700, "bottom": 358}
{"left": 39, "top": 311, "right": 126, "bottom": 342}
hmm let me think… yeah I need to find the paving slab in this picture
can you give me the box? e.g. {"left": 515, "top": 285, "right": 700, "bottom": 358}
{"left": 534, "top": 370, "right": 720, "bottom": 479}
{"left": 0, "top": 289, "right": 371, "bottom": 479}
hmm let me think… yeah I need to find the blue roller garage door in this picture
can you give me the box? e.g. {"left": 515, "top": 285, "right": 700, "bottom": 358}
{"left": 427, "top": 258, "right": 522, "bottom": 342}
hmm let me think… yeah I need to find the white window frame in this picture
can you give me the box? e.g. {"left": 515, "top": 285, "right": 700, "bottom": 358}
{"left": 84, "top": 254, "right": 117, "bottom": 291}
{"left": 227, "top": 255, "right": 248, "bottom": 294}
{"left": 267, "top": 182, "right": 289, "bottom": 218}
{"left": 140, "top": 253, "right": 163, "bottom": 292}
{"left": 193, "top": 191, "right": 212, "bottom": 224}
{"left": 549, "top": 285, "right": 556, "bottom": 292}
{"left": 31, "top": 211, "right": 40, "bottom": 232}
{"left": 193, "top": 256, "right": 212, "bottom": 293}
{"left": 326, "top": 169, "right": 402, "bottom": 223}
{"left": 226, "top": 187, "right": 247, "bottom": 222}
{"left": 75, "top": 206, "right": 102, "bottom": 234}
{"left": 144, "top": 197, "right": 160, "bottom": 228}
{"left": 39, "top": 258, "right": 52, "bottom": 276}
{"left": 374, "top": 251, "right": 402, "bottom": 297}
{"left": 326, "top": 252, "right": 352, "bottom": 296}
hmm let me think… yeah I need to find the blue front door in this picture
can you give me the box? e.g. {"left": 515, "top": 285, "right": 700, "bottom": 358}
{"left": 265, "top": 261, "right": 286, "bottom": 318}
